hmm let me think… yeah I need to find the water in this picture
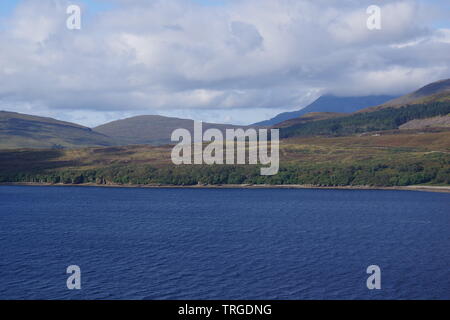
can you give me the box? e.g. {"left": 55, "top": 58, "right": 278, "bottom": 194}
{"left": 0, "top": 186, "right": 449, "bottom": 300}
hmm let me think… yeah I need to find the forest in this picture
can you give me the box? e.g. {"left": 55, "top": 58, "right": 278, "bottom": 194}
{"left": 280, "top": 102, "right": 450, "bottom": 138}
{"left": 1, "top": 152, "right": 448, "bottom": 187}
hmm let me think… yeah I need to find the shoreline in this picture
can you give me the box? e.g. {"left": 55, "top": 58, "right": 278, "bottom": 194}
{"left": 1, "top": 182, "right": 449, "bottom": 193}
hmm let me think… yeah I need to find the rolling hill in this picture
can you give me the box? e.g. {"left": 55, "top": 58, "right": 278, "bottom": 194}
{"left": 1, "top": 78, "right": 449, "bottom": 149}
{"left": 0, "top": 79, "right": 449, "bottom": 188}
{"left": 363, "top": 79, "right": 450, "bottom": 112}
{"left": 0, "top": 111, "right": 116, "bottom": 149}
{"left": 93, "top": 115, "right": 249, "bottom": 145}
{"left": 280, "top": 79, "right": 450, "bottom": 138}
{"left": 0, "top": 113, "right": 250, "bottom": 149}
{"left": 273, "top": 112, "right": 346, "bottom": 128}
{"left": 280, "top": 101, "right": 450, "bottom": 138}
{"left": 253, "top": 95, "right": 397, "bottom": 126}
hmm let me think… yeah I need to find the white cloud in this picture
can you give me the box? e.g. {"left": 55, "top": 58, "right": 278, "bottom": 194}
{"left": 0, "top": 0, "right": 449, "bottom": 126}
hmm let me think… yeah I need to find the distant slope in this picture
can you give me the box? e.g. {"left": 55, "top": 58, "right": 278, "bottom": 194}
{"left": 400, "top": 115, "right": 450, "bottom": 130}
{"left": 280, "top": 102, "right": 450, "bottom": 138}
{"left": 364, "top": 79, "right": 450, "bottom": 112}
{"left": 280, "top": 79, "right": 450, "bottom": 138}
{"left": 274, "top": 112, "right": 346, "bottom": 128}
{"left": 0, "top": 111, "right": 115, "bottom": 149}
{"left": 94, "top": 115, "right": 249, "bottom": 145}
{"left": 253, "top": 95, "right": 397, "bottom": 126}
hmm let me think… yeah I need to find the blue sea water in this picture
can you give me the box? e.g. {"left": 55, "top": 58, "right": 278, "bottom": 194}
{"left": 0, "top": 186, "right": 449, "bottom": 300}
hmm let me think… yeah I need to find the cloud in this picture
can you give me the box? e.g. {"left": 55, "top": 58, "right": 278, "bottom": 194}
{"left": 0, "top": 0, "right": 450, "bottom": 126}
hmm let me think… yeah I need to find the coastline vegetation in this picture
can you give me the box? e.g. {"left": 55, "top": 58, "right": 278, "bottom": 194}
{"left": 1, "top": 130, "right": 448, "bottom": 187}
{"left": 1, "top": 101, "right": 449, "bottom": 188}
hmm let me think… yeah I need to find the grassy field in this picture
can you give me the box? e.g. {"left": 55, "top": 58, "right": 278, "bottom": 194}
{"left": 1, "top": 128, "right": 449, "bottom": 187}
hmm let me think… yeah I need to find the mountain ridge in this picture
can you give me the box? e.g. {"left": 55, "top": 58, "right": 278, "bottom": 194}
{"left": 1, "top": 78, "right": 449, "bottom": 149}
{"left": 362, "top": 79, "right": 450, "bottom": 112}
{"left": 253, "top": 95, "right": 397, "bottom": 126}
{"left": 93, "top": 115, "right": 250, "bottom": 146}
{"left": 273, "top": 112, "right": 346, "bottom": 128}
{"left": 0, "top": 111, "right": 115, "bottom": 149}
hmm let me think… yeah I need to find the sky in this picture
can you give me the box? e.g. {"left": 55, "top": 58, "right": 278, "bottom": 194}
{"left": 0, "top": 0, "right": 450, "bottom": 127}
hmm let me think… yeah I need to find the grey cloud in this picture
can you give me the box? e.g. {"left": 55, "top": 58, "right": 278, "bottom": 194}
{"left": 0, "top": 0, "right": 449, "bottom": 126}
{"left": 229, "top": 21, "right": 264, "bottom": 53}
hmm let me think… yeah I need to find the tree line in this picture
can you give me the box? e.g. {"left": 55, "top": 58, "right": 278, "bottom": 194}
{"left": 281, "top": 102, "right": 450, "bottom": 138}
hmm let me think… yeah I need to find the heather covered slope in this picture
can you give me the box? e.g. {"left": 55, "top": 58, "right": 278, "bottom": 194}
{"left": 280, "top": 102, "right": 450, "bottom": 138}
{"left": 278, "top": 80, "right": 450, "bottom": 139}
{"left": 1, "top": 79, "right": 449, "bottom": 187}
{"left": 400, "top": 115, "right": 450, "bottom": 130}
{"left": 94, "top": 115, "right": 250, "bottom": 145}
{"left": 0, "top": 129, "right": 448, "bottom": 187}
{"left": 0, "top": 112, "right": 250, "bottom": 149}
{"left": 253, "top": 95, "right": 396, "bottom": 126}
{"left": 273, "top": 112, "right": 346, "bottom": 128}
{"left": 0, "top": 111, "right": 116, "bottom": 149}
{"left": 363, "top": 79, "right": 450, "bottom": 112}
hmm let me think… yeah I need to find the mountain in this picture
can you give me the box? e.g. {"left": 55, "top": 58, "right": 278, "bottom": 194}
{"left": 363, "top": 79, "right": 450, "bottom": 112}
{"left": 279, "top": 79, "right": 450, "bottom": 138}
{"left": 94, "top": 115, "right": 249, "bottom": 145}
{"left": 0, "top": 112, "right": 250, "bottom": 149}
{"left": 280, "top": 102, "right": 450, "bottom": 138}
{"left": 0, "top": 111, "right": 115, "bottom": 149}
{"left": 3, "top": 79, "right": 448, "bottom": 149}
{"left": 253, "top": 95, "right": 397, "bottom": 126}
{"left": 274, "top": 112, "right": 346, "bottom": 128}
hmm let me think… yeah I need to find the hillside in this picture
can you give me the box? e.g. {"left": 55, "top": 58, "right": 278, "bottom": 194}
{"left": 280, "top": 102, "right": 450, "bottom": 138}
{"left": 364, "top": 79, "right": 450, "bottom": 112}
{"left": 274, "top": 112, "right": 346, "bottom": 128}
{"left": 1, "top": 78, "right": 450, "bottom": 188}
{"left": 0, "top": 129, "right": 448, "bottom": 187}
{"left": 94, "top": 115, "right": 249, "bottom": 145}
{"left": 253, "top": 95, "right": 396, "bottom": 126}
{"left": 0, "top": 112, "right": 251, "bottom": 149}
{"left": 278, "top": 79, "right": 450, "bottom": 139}
{"left": 0, "top": 111, "right": 115, "bottom": 149}
{"left": 400, "top": 115, "right": 450, "bottom": 130}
